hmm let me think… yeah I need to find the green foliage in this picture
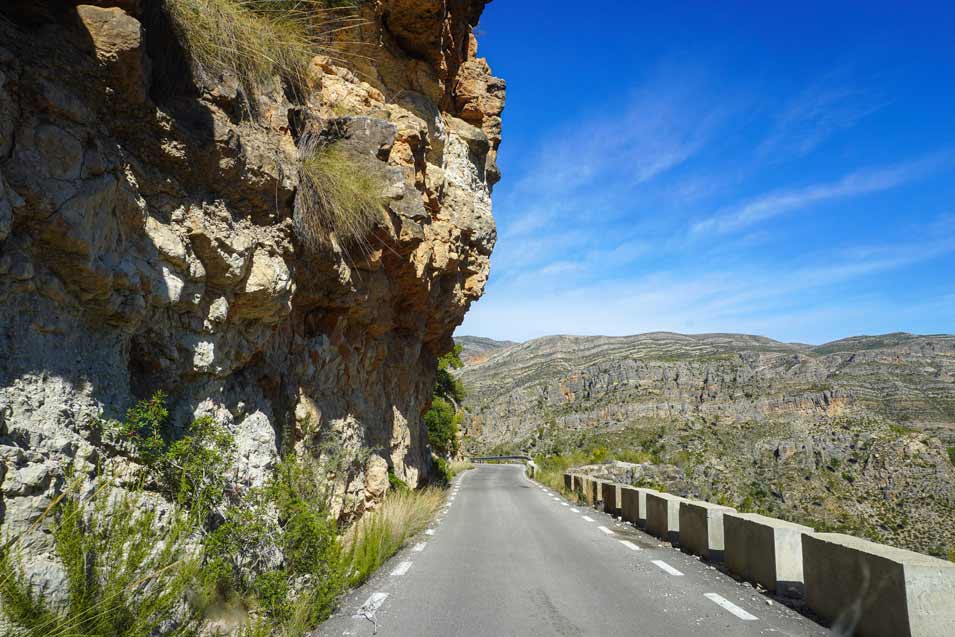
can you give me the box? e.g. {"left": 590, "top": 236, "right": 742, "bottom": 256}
{"left": 108, "top": 390, "right": 169, "bottom": 463}
{"left": 432, "top": 456, "right": 452, "bottom": 487}
{"left": 252, "top": 570, "right": 291, "bottom": 621}
{"left": 388, "top": 470, "right": 409, "bottom": 492}
{"left": 947, "top": 446, "right": 955, "bottom": 467}
{"left": 0, "top": 479, "right": 203, "bottom": 637}
{"left": 162, "top": 415, "right": 236, "bottom": 514}
{"left": 296, "top": 144, "right": 385, "bottom": 252}
{"left": 425, "top": 397, "right": 459, "bottom": 457}
{"left": 434, "top": 344, "right": 466, "bottom": 403}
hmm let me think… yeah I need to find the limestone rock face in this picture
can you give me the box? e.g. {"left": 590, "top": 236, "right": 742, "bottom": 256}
{"left": 0, "top": 0, "right": 503, "bottom": 555}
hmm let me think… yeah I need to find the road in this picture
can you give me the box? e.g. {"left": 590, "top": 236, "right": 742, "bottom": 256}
{"left": 317, "top": 464, "right": 830, "bottom": 636}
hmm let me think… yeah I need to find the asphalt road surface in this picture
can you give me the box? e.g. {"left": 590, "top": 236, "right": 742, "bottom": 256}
{"left": 317, "top": 464, "right": 830, "bottom": 636}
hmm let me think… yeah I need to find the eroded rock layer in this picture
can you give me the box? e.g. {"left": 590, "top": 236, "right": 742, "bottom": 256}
{"left": 0, "top": 0, "right": 504, "bottom": 552}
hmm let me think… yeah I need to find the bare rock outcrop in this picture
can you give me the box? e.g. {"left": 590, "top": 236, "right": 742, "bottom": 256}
{"left": 0, "top": 0, "right": 504, "bottom": 561}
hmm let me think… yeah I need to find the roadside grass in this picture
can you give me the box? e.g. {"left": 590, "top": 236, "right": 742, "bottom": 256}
{"left": 295, "top": 144, "right": 384, "bottom": 252}
{"left": 341, "top": 487, "right": 445, "bottom": 587}
{"left": 449, "top": 460, "right": 475, "bottom": 476}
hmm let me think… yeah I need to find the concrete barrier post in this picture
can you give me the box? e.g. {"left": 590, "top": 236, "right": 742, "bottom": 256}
{"left": 635, "top": 488, "right": 659, "bottom": 528}
{"left": 679, "top": 500, "right": 736, "bottom": 562}
{"left": 645, "top": 492, "right": 684, "bottom": 545}
{"left": 723, "top": 512, "right": 812, "bottom": 596}
{"left": 601, "top": 481, "right": 622, "bottom": 516}
{"left": 563, "top": 472, "right": 573, "bottom": 491}
{"left": 803, "top": 532, "right": 955, "bottom": 637}
{"left": 620, "top": 486, "right": 639, "bottom": 524}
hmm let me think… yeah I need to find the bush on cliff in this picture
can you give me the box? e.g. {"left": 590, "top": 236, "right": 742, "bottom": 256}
{"left": 424, "top": 344, "right": 466, "bottom": 458}
{"left": 166, "top": 0, "right": 363, "bottom": 104}
{"left": 296, "top": 144, "right": 385, "bottom": 252}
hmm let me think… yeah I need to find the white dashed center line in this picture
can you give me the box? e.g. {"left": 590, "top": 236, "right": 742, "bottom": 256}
{"left": 651, "top": 560, "right": 684, "bottom": 576}
{"left": 412, "top": 542, "right": 426, "bottom": 552}
{"left": 597, "top": 526, "right": 614, "bottom": 535}
{"left": 353, "top": 592, "right": 388, "bottom": 618}
{"left": 704, "top": 593, "right": 758, "bottom": 620}
{"left": 618, "top": 540, "right": 640, "bottom": 551}
{"left": 582, "top": 515, "right": 595, "bottom": 522}
{"left": 571, "top": 508, "right": 580, "bottom": 513}
{"left": 561, "top": 502, "right": 569, "bottom": 507}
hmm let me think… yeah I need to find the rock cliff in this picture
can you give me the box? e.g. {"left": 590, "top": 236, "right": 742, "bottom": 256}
{"left": 0, "top": 0, "right": 504, "bottom": 556}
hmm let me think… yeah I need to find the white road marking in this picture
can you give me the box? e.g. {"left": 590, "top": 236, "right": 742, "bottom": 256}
{"left": 618, "top": 540, "right": 640, "bottom": 551}
{"left": 651, "top": 560, "right": 684, "bottom": 576}
{"left": 582, "top": 515, "right": 595, "bottom": 522}
{"left": 561, "top": 502, "right": 569, "bottom": 507}
{"left": 353, "top": 592, "right": 388, "bottom": 618}
{"left": 571, "top": 508, "right": 580, "bottom": 513}
{"left": 425, "top": 529, "right": 435, "bottom": 536}
{"left": 598, "top": 526, "right": 614, "bottom": 535}
{"left": 704, "top": 593, "right": 758, "bottom": 620}
{"left": 412, "top": 542, "right": 426, "bottom": 552}
{"left": 390, "top": 561, "right": 413, "bottom": 576}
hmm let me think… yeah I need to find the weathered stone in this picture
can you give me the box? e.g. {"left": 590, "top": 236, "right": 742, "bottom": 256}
{"left": 76, "top": 5, "right": 149, "bottom": 103}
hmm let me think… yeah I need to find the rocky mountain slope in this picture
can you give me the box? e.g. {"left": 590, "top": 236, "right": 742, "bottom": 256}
{"left": 459, "top": 332, "right": 955, "bottom": 557}
{"left": 460, "top": 332, "right": 955, "bottom": 447}
{"left": 455, "top": 334, "right": 516, "bottom": 363}
{"left": 0, "top": 0, "right": 503, "bottom": 562}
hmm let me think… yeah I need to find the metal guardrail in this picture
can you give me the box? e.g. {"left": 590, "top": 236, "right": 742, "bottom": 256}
{"left": 469, "top": 455, "right": 533, "bottom": 462}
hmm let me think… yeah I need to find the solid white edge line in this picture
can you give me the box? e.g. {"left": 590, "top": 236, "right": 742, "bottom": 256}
{"left": 412, "top": 542, "right": 426, "bottom": 552}
{"left": 618, "top": 540, "right": 640, "bottom": 551}
{"left": 704, "top": 593, "right": 758, "bottom": 620}
{"left": 390, "top": 560, "right": 413, "bottom": 576}
{"left": 582, "top": 515, "right": 595, "bottom": 522}
{"left": 425, "top": 529, "right": 435, "bottom": 536}
{"left": 651, "top": 560, "right": 684, "bottom": 576}
{"left": 598, "top": 526, "right": 614, "bottom": 535}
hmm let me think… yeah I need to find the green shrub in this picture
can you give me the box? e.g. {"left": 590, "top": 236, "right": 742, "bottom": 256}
{"left": 0, "top": 479, "right": 203, "bottom": 637}
{"left": 295, "top": 144, "right": 385, "bottom": 252}
{"left": 947, "top": 446, "right": 955, "bottom": 466}
{"left": 432, "top": 456, "right": 452, "bottom": 486}
{"left": 106, "top": 390, "right": 169, "bottom": 463}
{"left": 162, "top": 415, "right": 236, "bottom": 513}
{"left": 425, "top": 397, "right": 458, "bottom": 457}
{"left": 388, "top": 470, "right": 409, "bottom": 492}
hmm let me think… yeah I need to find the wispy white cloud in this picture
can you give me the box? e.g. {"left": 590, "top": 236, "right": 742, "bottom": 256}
{"left": 758, "top": 69, "right": 885, "bottom": 158}
{"left": 690, "top": 156, "right": 944, "bottom": 237}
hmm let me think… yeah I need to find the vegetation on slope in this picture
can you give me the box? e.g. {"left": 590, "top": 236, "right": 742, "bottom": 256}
{"left": 1, "top": 392, "right": 448, "bottom": 636}
{"left": 516, "top": 416, "right": 955, "bottom": 562}
{"left": 424, "top": 344, "right": 466, "bottom": 476}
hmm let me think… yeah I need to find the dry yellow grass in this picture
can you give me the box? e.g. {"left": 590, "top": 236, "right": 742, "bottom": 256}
{"left": 295, "top": 143, "right": 385, "bottom": 251}
{"left": 341, "top": 487, "right": 444, "bottom": 586}
{"left": 166, "top": 0, "right": 364, "bottom": 102}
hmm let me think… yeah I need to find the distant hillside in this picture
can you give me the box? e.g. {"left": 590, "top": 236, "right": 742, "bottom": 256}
{"left": 457, "top": 331, "right": 955, "bottom": 559}
{"left": 454, "top": 335, "right": 518, "bottom": 364}
{"left": 459, "top": 331, "right": 955, "bottom": 447}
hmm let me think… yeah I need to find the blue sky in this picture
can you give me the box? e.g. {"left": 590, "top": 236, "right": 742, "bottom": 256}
{"left": 457, "top": 1, "right": 955, "bottom": 345}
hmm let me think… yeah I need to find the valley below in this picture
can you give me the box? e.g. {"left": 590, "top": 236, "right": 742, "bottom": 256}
{"left": 458, "top": 332, "right": 955, "bottom": 559}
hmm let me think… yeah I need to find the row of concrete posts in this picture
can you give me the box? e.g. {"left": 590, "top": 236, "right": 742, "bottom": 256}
{"left": 563, "top": 472, "right": 955, "bottom": 637}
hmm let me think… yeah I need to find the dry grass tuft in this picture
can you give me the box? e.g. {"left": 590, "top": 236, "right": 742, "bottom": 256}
{"left": 341, "top": 487, "right": 444, "bottom": 586}
{"left": 166, "top": 0, "right": 364, "bottom": 103}
{"left": 295, "top": 142, "right": 385, "bottom": 252}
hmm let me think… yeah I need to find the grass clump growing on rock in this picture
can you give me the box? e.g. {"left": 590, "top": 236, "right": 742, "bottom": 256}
{"left": 341, "top": 487, "right": 444, "bottom": 587}
{"left": 295, "top": 144, "right": 385, "bottom": 252}
{"left": 166, "top": 0, "right": 362, "bottom": 103}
